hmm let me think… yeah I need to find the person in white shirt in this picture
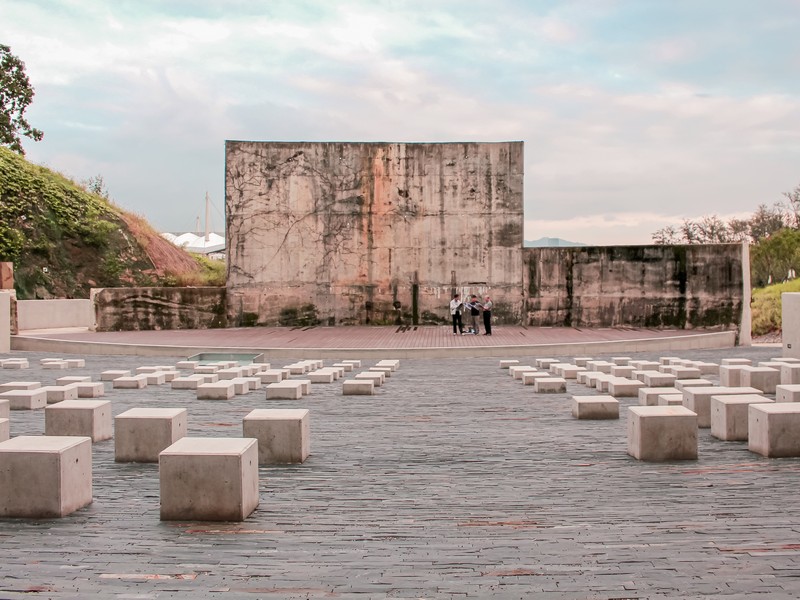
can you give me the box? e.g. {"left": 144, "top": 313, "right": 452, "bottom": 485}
{"left": 482, "top": 295, "right": 493, "bottom": 335}
{"left": 449, "top": 293, "right": 464, "bottom": 335}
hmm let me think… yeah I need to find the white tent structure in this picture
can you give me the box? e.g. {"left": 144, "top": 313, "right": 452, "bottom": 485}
{"left": 162, "top": 192, "right": 226, "bottom": 258}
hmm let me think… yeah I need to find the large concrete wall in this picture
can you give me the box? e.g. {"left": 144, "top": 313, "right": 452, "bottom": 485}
{"left": 524, "top": 244, "right": 746, "bottom": 330}
{"left": 17, "top": 299, "right": 93, "bottom": 330}
{"left": 92, "top": 288, "right": 227, "bottom": 332}
{"left": 225, "top": 141, "right": 524, "bottom": 326}
{"left": 0, "top": 293, "right": 10, "bottom": 353}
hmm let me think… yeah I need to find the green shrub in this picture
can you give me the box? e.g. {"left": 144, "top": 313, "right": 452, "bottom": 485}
{"left": 750, "top": 278, "right": 800, "bottom": 336}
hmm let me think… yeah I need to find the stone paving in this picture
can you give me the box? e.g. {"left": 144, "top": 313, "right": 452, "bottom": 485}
{"left": 1, "top": 346, "right": 799, "bottom": 599}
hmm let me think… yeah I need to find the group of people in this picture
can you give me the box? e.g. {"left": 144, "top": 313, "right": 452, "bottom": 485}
{"left": 449, "top": 293, "right": 493, "bottom": 335}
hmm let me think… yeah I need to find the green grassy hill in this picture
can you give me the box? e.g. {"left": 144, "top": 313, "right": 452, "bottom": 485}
{"left": 0, "top": 147, "right": 222, "bottom": 299}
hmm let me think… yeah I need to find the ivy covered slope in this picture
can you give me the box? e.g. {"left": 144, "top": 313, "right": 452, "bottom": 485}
{"left": 0, "top": 146, "right": 212, "bottom": 299}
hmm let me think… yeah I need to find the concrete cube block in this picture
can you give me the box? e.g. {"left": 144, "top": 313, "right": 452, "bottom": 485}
{"left": 608, "top": 378, "right": 645, "bottom": 397}
{"left": 659, "top": 356, "right": 681, "bottom": 365}
{"left": 0, "top": 381, "right": 41, "bottom": 392}
{"left": 773, "top": 357, "right": 800, "bottom": 364}
{"left": 45, "top": 400, "right": 112, "bottom": 442}
{"left": 758, "top": 361, "right": 786, "bottom": 369}
{"left": 342, "top": 359, "right": 362, "bottom": 368}
{"left": 586, "top": 361, "right": 613, "bottom": 374}
{"left": 112, "top": 375, "right": 148, "bottom": 389}
{"left": 197, "top": 381, "right": 235, "bottom": 400}
{"left": 286, "top": 363, "right": 309, "bottom": 375}
{"left": 631, "top": 361, "right": 661, "bottom": 371}
{"left": 309, "top": 370, "right": 335, "bottom": 383}
{"left": 42, "top": 361, "right": 69, "bottom": 370}
{"left": 260, "top": 369, "right": 286, "bottom": 383}
{"left": 721, "top": 358, "right": 752, "bottom": 366}
{"left": 522, "top": 371, "right": 549, "bottom": 385}
{"left": 535, "top": 358, "right": 558, "bottom": 369}
{"left": 243, "top": 408, "right": 310, "bottom": 464}
{"left": 56, "top": 376, "right": 91, "bottom": 385}
{"left": 144, "top": 372, "right": 167, "bottom": 386}
{"left": 641, "top": 372, "right": 677, "bottom": 387}
{"left": 711, "top": 394, "right": 773, "bottom": 441}
{"left": 740, "top": 366, "right": 780, "bottom": 394}
{"left": 354, "top": 372, "right": 384, "bottom": 387}
{"left": 194, "top": 365, "right": 220, "bottom": 374}
{"left": 0, "top": 436, "right": 92, "bottom": 517}
{"left": 64, "top": 359, "right": 85, "bottom": 368}
{"left": 627, "top": 406, "right": 698, "bottom": 461}
{"left": 229, "top": 378, "right": 251, "bottom": 395}
{"left": 573, "top": 357, "right": 593, "bottom": 367}
{"left": 610, "top": 366, "right": 635, "bottom": 378}
{"left": 749, "top": 403, "right": 800, "bottom": 457}
{"left": 342, "top": 380, "right": 374, "bottom": 395}
{"left": 1, "top": 388, "right": 47, "bottom": 410}
{"left": 683, "top": 386, "right": 761, "bottom": 428}
{"left": 658, "top": 394, "right": 684, "bottom": 406}
{"left": 499, "top": 360, "right": 520, "bottom": 369}
{"left": 115, "top": 408, "right": 188, "bottom": 463}
{"left": 692, "top": 362, "right": 720, "bottom": 376}
{"left": 368, "top": 366, "right": 392, "bottom": 378}
{"left": 781, "top": 364, "right": 800, "bottom": 385}
{"left": 509, "top": 365, "right": 536, "bottom": 379}
{"left": 0, "top": 399, "right": 7, "bottom": 420}
{"left": 572, "top": 395, "right": 619, "bottom": 419}
{"left": 720, "top": 365, "right": 745, "bottom": 387}
{"left": 534, "top": 378, "right": 567, "bottom": 393}
{"left": 266, "top": 381, "right": 304, "bottom": 399}
{"left": 558, "top": 365, "right": 586, "bottom": 379}
{"left": 101, "top": 370, "right": 131, "bottom": 381}
{"left": 76, "top": 382, "right": 105, "bottom": 398}
{"left": 135, "top": 366, "right": 161, "bottom": 374}
{"left": 176, "top": 360, "right": 199, "bottom": 370}
{"left": 667, "top": 367, "right": 701, "bottom": 379}
{"left": 675, "top": 378, "right": 713, "bottom": 391}
{"left": 240, "top": 377, "right": 262, "bottom": 390}
{"left": 612, "top": 357, "right": 632, "bottom": 366}
{"left": 595, "top": 374, "right": 617, "bottom": 393}
{"left": 159, "top": 437, "right": 259, "bottom": 521}
{"left": 2, "top": 359, "right": 29, "bottom": 369}
{"left": 576, "top": 370, "right": 598, "bottom": 385}
{"left": 776, "top": 384, "right": 800, "bottom": 402}
{"left": 294, "top": 379, "right": 311, "bottom": 395}
{"left": 171, "top": 375, "right": 204, "bottom": 390}
{"left": 332, "top": 363, "right": 354, "bottom": 372}
{"left": 42, "top": 384, "right": 80, "bottom": 403}
{"left": 639, "top": 387, "right": 681, "bottom": 406}
{"left": 0, "top": 418, "right": 7, "bottom": 442}
{"left": 376, "top": 359, "right": 400, "bottom": 371}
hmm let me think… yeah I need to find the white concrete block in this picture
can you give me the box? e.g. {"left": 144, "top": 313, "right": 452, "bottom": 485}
{"left": 740, "top": 366, "right": 780, "bottom": 394}
{"left": 115, "top": 408, "right": 188, "bottom": 463}
{"left": 0, "top": 381, "right": 41, "bottom": 392}
{"left": 259, "top": 369, "right": 285, "bottom": 384}
{"left": 630, "top": 361, "right": 660, "bottom": 371}
{"left": 64, "top": 359, "right": 85, "bottom": 368}
{"left": 144, "top": 372, "right": 167, "bottom": 386}
{"left": 509, "top": 365, "right": 536, "bottom": 379}
{"left": 683, "top": 386, "right": 761, "bottom": 428}
{"left": 521, "top": 371, "right": 549, "bottom": 385}
{"left": 342, "top": 359, "right": 362, "bottom": 368}
{"left": 197, "top": 381, "right": 235, "bottom": 400}
{"left": 0, "top": 399, "right": 7, "bottom": 420}
{"left": 595, "top": 374, "right": 617, "bottom": 393}
{"left": 56, "top": 376, "right": 91, "bottom": 385}
{"left": 0, "top": 436, "right": 92, "bottom": 518}
{"left": 627, "top": 406, "right": 698, "bottom": 461}
{"left": 572, "top": 395, "right": 619, "bottom": 419}
{"left": 749, "top": 403, "right": 800, "bottom": 457}
{"left": 586, "top": 361, "right": 614, "bottom": 374}
{"left": 228, "top": 378, "right": 251, "bottom": 395}
{"left": 499, "top": 360, "right": 520, "bottom": 369}
{"left": 721, "top": 358, "right": 752, "bottom": 366}
{"left": 354, "top": 372, "right": 384, "bottom": 387}
{"left": 159, "top": 437, "right": 259, "bottom": 521}
{"left": 0, "top": 418, "right": 7, "bottom": 442}
{"left": 175, "top": 360, "right": 199, "bottom": 370}
{"left": 240, "top": 377, "right": 262, "bottom": 390}
{"left": 639, "top": 387, "right": 681, "bottom": 406}
{"left": 642, "top": 372, "right": 677, "bottom": 387}
{"left": 610, "top": 366, "right": 635, "bottom": 378}
{"left": 710, "top": 394, "right": 773, "bottom": 441}
{"left": 773, "top": 357, "right": 800, "bottom": 364}
{"left": 112, "top": 375, "right": 148, "bottom": 389}
{"left": 375, "top": 359, "right": 400, "bottom": 371}
{"left": 536, "top": 358, "right": 559, "bottom": 369}
{"left": 194, "top": 365, "right": 220, "bottom": 374}
{"left": 657, "top": 394, "right": 684, "bottom": 406}
{"left": 101, "top": 370, "right": 131, "bottom": 381}
{"left": 781, "top": 364, "right": 800, "bottom": 385}
{"left": 612, "top": 357, "right": 632, "bottom": 366}
{"left": 46, "top": 400, "right": 112, "bottom": 442}
{"left": 342, "top": 380, "right": 374, "bottom": 395}
{"left": 534, "top": 378, "right": 567, "bottom": 393}
{"left": 76, "top": 382, "right": 105, "bottom": 398}
{"left": 776, "top": 384, "right": 800, "bottom": 402}
{"left": 558, "top": 365, "right": 586, "bottom": 379}
{"left": 2, "top": 359, "right": 29, "bottom": 369}
{"left": 332, "top": 363, "right": 354, "bottom": 372}
{"left": 720, "top": 365, "right": 745, "bottom": 387}
{"left": 266, "top": 381, "right": 304, "bottom": 399}
{"left": 368, "top": 366, "right": 392, "bottom": 377}
{"left": 608, "top": 378, "right": 645, "bottom": 397}
{"left": 308, "top": 370, "right": 335, "bottom": 384}
{"left": 675, "top": 379, "right": 713, "bottom": 391}
{"left": 573, "top": 357, "right": 593, "bottom": 367}
{"left": 659, "top": 356, "right": 682, "bottom": 365}
{"left": 243, "top": 408, "right": 310, "bottom": 464}
{"left": 1, "top": 388, "right": 47, "bottom": 410}
{"left": 42, "top": 384, "right": 81, "bottom": 403}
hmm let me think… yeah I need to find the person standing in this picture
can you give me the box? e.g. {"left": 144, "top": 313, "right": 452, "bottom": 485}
{"left": 467, "top": 295, "right": 481, "bottom": 334}
{"left": 449, "top": 293, "right": 464, "bottom": 335}
{"left": 482, "top": 295, "right": 493, "bottom": 335}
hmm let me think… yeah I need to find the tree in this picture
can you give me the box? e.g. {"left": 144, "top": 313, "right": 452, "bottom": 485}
{"left": 0, "top": 44, "right": 43, "bottom": 155}
{"left": 749, "top": 203, "right": 786, "bottom": 242}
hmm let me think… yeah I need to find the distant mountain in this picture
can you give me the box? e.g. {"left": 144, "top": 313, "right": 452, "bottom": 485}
{"left": 524, "top": 237, "right": 587, "bottom": 248}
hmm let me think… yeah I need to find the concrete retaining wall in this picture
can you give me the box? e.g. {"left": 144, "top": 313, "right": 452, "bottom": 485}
{"left": 0, "top": 292, "right": 10, "bottom": 353}
{"left": 226, "top": 141, "right": 524, "bottom": 326}
{"left": 92, "top": 287, "right": 227, "bottom": 332}
{"left": 17, "top": 299, "right": 94, "bottom": 330}
{"left": 524, "top": 244, "right": 746, "bottom": 330}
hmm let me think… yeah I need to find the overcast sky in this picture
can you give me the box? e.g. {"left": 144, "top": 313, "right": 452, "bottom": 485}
{"left": 2, "top": 0, "right": 800, "bottom": 244}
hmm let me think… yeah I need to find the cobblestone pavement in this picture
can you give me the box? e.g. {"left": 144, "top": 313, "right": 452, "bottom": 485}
{"left": 1, "top": 346, "right": 799, "bottom": 599}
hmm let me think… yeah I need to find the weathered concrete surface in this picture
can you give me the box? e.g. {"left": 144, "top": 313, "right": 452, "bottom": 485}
{"left": 17, "top": 299, "right": 93, "bottom": 330}
{"left": 92, "top": 287, "right": 227, "bottom": 332}
{"left": 524, "top": 244, "right": 745, "bottom": 330}
{"left": 225, "top": 141, "right": 524, "bottom": 326}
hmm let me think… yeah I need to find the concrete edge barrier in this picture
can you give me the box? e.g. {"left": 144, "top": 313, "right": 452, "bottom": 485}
{"left": 11, "top": 330, "right": 737, "bottom": 359}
